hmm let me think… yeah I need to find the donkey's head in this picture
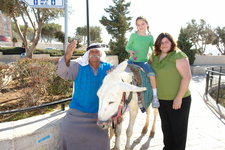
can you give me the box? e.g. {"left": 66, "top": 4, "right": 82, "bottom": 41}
{"left": 97, "top": 61, "right": 146, "bottom": 129}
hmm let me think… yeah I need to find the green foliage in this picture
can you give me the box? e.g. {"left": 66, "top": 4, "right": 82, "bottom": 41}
{"left": 54, "top": 30, "right": 65, "bottom": 43}
{"left": 0, "top": 47, "right": 85, "bottom": 56}
{"left": 184, "top": 19, "right": 216, "bottom": 55}
{"left": 12, "top": 37, "right": 17, "bottom": 43}
{"left": 0, "top": 47, "right": 22, "bottom": 54}
{"left": 34, "top": 49, "right": 65, "bottom": 56}
{"left": 11, "top": 23, "right": 34, "bottom": 41}
{"left": 100, "top": 0, "right": 133, "bottom": 63}
{"left": 110, "top": 38, "right": 129, "bottom": 62}
{"left": 177, "top": 28, "right": 196, "bottom": 65}
{"left": 41, "top": 23, "right": 62, "bottom": 43}
{"left": 90, "top": 26, "right": 103, "bottom": 43}
{"left": 212, "top": 27, "right": 225, "bottom": 55}
{"left": 76, "top": 26, "right": 103, "bottom": 44}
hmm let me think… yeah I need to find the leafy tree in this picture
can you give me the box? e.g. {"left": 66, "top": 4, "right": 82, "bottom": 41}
{"left": 12, "top": 23, "right": 34, "bottom": 41}
{"left": 41, "top": 23, "right": 62, "bottom": 43}
{"left": 54, "top": 31, "right": 81, "bottom": 49}
{"left": 0, "top": 0, "right": 64, "bottom": 58}
{"left": 54, "top": 30, "right": 65, "bottom": 43}
{"left": 76, "top": 26, "right": 102, "bottom": 44}
{"left": 100, "top": 0, "right": 133, "bottom": 62}
{"left": 177, "top": 28, "right": 196, "bottom": 65}
{"left": 12, "top": 37, "right": 18, "bottom": 47}
{"left": 184, "top": 19, "right": 215, "bottom": 55}
{"left": 90, "top": 26, "right": 102, "bottom": 43}
{"left": 76, "top": 26, "right": 87, "bottom": 44}
{"left": 212, "top": 26, "right": 225, "bottom": 55}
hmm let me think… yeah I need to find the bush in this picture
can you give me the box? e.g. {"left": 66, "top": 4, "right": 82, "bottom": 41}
{"left": 0, "top": 47, "right": 86, "bottom": 57}
{"left": 0, "top": 63, "right": 13, "bottom": 92}
{"left": 0, "top": 47, "right": 21, "bottom": 54}
{"left": 13, "top": 58, "right": 73, "bottom": 106}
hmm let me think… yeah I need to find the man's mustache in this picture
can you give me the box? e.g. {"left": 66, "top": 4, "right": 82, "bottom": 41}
{"left": 89, "top": 55, "right": 100, "bottom": 59}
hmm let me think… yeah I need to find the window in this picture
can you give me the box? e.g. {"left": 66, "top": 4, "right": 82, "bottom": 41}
{"left": 5, "top": 32, "right": 9, "bottom": 36}
{"left": 4, "top": 24, "right": 8, "bottom": 30}
{"left": 3, "top": 16, "right": 7, "bottom": 22}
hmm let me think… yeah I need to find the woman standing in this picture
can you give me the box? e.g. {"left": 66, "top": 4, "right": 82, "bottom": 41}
{"left": 152, "top": 32, "right": 192, "bottom": 150}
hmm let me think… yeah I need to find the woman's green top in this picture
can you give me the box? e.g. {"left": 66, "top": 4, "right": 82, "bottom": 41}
{"left": 152, "top": 50, "right": 191, "bottom": 100}
{"left": 126, "top": 32, "right": 154, "bottom": 62}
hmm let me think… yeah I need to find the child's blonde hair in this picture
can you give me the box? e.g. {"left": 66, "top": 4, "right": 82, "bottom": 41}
{"left": 136, "top": 16, "right": 150, "bottom": 33}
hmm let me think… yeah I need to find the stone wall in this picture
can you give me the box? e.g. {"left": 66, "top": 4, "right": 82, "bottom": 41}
{"left": 193, "top": 55, "right": 225, "bottom": 65}
{"left": 0, "top": 109, "right": 66, "bottom": 150}
{"left": 191, "top": 55, "right": 225, "bottom": 75}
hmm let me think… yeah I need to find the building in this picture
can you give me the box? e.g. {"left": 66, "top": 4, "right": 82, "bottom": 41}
{"left": 0, "top": 12, "right": 12, "bottom": 38}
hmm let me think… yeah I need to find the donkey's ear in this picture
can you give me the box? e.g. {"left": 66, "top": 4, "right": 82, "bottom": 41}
{"left": 117, "top": 82, "right": 147, "bottom": 92}
{"left": 114, "top": 61, "right": 127, "bottom": 73}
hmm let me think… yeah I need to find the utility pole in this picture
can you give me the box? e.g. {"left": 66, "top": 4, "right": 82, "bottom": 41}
{"left": 64, "top": 0, "right": 68, "bottom": 51}
{"left": 86, "top": 0, "right": 90, "bottom": 46}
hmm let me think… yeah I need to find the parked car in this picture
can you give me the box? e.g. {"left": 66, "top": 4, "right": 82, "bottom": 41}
{"left": 45, "top": 47, "right": 57, "bottom": 50}
{"left": 0, "top": 35, "right": 11, "bottom": 42}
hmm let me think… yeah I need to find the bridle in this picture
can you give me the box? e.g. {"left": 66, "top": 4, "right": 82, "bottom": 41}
{"left": 110, "top": 92, "right": 128, "bottom": 129}
{"left": 97, "top": 91, "right": 132, "bottom": 129}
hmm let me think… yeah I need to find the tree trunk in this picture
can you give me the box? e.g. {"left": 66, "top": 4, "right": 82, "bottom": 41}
{"left": 26, "top": 47, "right": 33, "bottom": 59}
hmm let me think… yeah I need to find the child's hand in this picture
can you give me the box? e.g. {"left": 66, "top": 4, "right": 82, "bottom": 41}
{"left": 128, "top": 50, "right": 135, "bottom": 57}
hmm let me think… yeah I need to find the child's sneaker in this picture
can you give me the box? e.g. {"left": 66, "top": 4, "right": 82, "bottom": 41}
{"left": 152, "top": 96, "right": 160, "bottom": 108}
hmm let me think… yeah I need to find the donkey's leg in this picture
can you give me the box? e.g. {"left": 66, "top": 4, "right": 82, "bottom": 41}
{"left": 125, "top": 93, "right": 139, "bottom": 150}
{"left": 109, "top": 125, "right": 115, "bottom": 139}
{"left": 141, "top": 107, "right": 150, "bottom": 134}
{"left": 113, "top": 120, "right": 123, "bottom": 150}
{"left": 149, "top": 108, "right": 159, "bottom": 138}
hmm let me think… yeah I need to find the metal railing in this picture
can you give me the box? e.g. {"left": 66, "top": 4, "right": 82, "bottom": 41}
{"left": 0, "top": 98, "right": 71, "bottom": 115}
{"left": 205, "top": 66, "right": 225, "bottom": 104}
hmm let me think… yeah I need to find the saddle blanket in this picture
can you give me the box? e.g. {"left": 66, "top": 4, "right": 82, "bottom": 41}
{"left": 127, "top": 64, "right": 153, "bottom": 109}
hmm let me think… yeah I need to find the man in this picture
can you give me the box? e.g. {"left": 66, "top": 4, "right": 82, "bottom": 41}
{"left": 57, "top": 40, "right": 112, "bottom": 150}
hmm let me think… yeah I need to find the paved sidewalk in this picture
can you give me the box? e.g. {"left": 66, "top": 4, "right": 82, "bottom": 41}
{"left": 110, "top": 75, "right": 225, "bottom": 150}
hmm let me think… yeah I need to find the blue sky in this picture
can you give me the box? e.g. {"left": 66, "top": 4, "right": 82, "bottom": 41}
{"left": 54, "top": 0, "right": 224, "bottom": 54}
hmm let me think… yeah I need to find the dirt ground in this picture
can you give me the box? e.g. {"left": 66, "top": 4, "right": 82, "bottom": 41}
{"left": 0, "top": 80, "right": 24, "bottom": 109}
{"left": 0, "top": 79, "right": 69, "bottom": 122}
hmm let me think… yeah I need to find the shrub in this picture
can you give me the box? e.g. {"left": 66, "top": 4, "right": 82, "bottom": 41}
{"left": 13, "top": 58, "right": 73, "bottom": 106}
{"left": 0, "top": 63, "right": 13, "bottom": 92}
{"left": 0, "top": 47, "right": 88, "bottom": 57}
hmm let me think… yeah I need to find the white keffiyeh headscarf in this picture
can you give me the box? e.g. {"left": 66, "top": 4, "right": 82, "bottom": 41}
{"left": 75, "top": 43, "right": 107, "bottom": 66}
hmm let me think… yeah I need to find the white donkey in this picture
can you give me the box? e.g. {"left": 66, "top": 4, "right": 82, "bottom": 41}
{"left": 97, "top": 61, "right": 158, "bottom": 150}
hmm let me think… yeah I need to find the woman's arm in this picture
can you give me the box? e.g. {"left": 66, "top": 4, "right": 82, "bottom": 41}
{"left": 173, "top": 57, "right": 192, "bottom": 109}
